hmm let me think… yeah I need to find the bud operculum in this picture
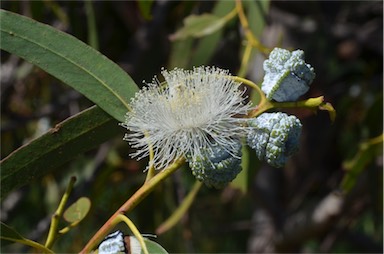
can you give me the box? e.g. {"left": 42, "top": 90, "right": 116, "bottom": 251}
{"left": 247, "top": 112, "right": 302, "bottom": 168}
{"left": 262, "top": 48, "right": 315, "bottom": 102}
{"left": 187, "top": 142, "right": 242, "bottom": 188}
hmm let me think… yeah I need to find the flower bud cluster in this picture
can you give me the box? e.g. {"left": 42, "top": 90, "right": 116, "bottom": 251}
{"left": 124, "top": 48, "right": 315, "bottom": 188}
{"left": 186, "top": 48, "right": 312, "bottom": 186}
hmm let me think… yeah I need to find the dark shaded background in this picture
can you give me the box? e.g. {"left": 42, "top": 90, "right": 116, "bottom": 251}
{"left": 1, "top": 1, "right": 382, "bottom": 253}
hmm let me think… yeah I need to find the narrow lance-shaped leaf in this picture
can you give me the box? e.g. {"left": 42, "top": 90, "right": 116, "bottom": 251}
{"left": 0, "top": 106, "right": 121, "bottom": 199}
{"left": 0, "top": 9, "right": 138, "bottom": 122}
{"left": 341, "top": 134, "right": 383, "bottom": 192}
{"left": 190, "top": 0, "right": 235, "bottom": 67}
{"left": 137, "top": 0, "right": 154, "bottom": 20}
{"left": 1, "top": 222, "right": 25, "bottom": 243}
{"left": 1, "top": 222, "right": 53, "bottom": 253}
{"left": 170, "top": 14, "right": 228, "bottom": 41}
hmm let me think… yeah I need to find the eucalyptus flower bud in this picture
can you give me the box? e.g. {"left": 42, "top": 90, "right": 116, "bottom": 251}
{"left": 262, "top": 48, "right": 315, "bottom": 102}
{"left": 247, "top": 112, "right": 302, "bottom": 168}
{"left": 98, "top": 231, "right": 126, "bottom": 254}
{"left": 187, "top": 142, "right": 242, "bottom": 189}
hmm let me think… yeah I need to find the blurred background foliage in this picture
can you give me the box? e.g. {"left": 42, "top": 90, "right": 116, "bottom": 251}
{"left": 0, "top": 0, "right": 382, "bottom": 253}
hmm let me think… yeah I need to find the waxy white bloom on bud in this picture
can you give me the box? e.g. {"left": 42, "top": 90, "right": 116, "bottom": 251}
{"left": 262, "top": 48, "right": 315, "bottom": 102}
{"left": 247, "top": 112, "right": 302, "bottom": 168}
{"left": 188, "top": 141, "right": 243, "bottom": 189}
{"left": 121, "top": 66, "right": 252, "bottom": 170}
{"left": 98, "top": 231, "right": 125, "bottom": 254}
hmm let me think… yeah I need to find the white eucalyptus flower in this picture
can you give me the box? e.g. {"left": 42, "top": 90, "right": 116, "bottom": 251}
{"left": 121, "top": 66, "right": 252, "bottom": 170}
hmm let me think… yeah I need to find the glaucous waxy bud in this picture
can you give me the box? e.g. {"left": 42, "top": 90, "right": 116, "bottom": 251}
{"left": 247, "top": 112, "right": 302, "bottom": 168}
{"left": 98, "top": 230, "right": 126, "bottom": 254}
{"left": 262, "top": 48, "right": 315, "bottom": 102}
{"left": 187, "top": 142, "right": 242, "bottom": 189}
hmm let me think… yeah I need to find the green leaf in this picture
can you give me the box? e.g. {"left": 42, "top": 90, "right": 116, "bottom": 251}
{"left": 250, "top": 83, "right": 262, "bottom": 105}
{"left": 1, "top": 222, "right": 24, "bottom": 242}
{"left": 245, "top": 0, "right": 270, "bottom": 38}
{"left": 0, "top": 106, "right": 121, "bottom": 199}
{"left": 156, "top": 181, "right": 202, "bottom": 235}
{"left": 168, "top": 38, "right": 194, "bottom": 69}
{"left": 170, "top": 14, "right": 227, "bottom": 41}
{"left": 231, "top": 143, "right": 250, "bottom": 193}
{"left": 137, "top": 0, "right": 154, "bottom": 20}
{"left": 1, "top": 222, "right": 53, "bottom": 253}
{"left": 63, "top": 197, "right": 91, "bottom": 223}
{"left": 127, "top": 237, "right": 168, "bottom": 254}
{"left": 85, "top": 1, "right": 99, "bottom": 50}
{"left": 190, "top": 0, "right": 235, "bottom": 66}
{"left": 0, "top": 9, "right": 138, "bottom": 123}
{"left": 239, "top": 0, "right": 270, "bottom": 78}
{"left": 231, "top": 144, "right": 259, "bottom": 193}
{"left": 341, "top": 134, "right": 383, "bottom": 192}
{"left": 143, "top": 238, "right": 168, "bottom": 254}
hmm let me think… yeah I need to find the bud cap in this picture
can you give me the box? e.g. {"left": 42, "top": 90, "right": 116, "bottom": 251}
{"left": 262, "top": 48, "right": 315, "bottom": 102}
{"left": 247, "top": 112, "right": 302, "bottom": 168}
{"left": 187, "top": 142, "right": 242, "bottom": 188}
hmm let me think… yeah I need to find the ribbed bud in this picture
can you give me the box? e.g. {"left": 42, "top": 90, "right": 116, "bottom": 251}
{"left": 98, "top": 231, "right": 126, "bottom": 254}
{"left": 187, "top": 142, "right": 242, "bottom": 189}
{"left": 247, "top": 112, "right": 302, "bottom": 168}
{"left": 262, "top": 48, "right": 315, "bottom": 102}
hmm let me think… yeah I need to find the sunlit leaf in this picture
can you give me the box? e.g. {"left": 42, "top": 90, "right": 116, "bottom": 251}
{"left": 170, "top": 14, "right": 227, "bottom": 41}
{"left": 63, "top": 197, "right": 91, "bottom": 223}
{"left": 245, "top": 0, "right": 270, "bottom": 38}
{"left": 0, "top": 9, "right": 138, "bottom": 122}
{"left": 190, "top": 0, "right": 235, "bottom": 66}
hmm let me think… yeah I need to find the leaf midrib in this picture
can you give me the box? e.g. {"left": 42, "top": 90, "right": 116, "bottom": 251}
{"left": 0, "top": 15, "right": 131, "bottom": 112}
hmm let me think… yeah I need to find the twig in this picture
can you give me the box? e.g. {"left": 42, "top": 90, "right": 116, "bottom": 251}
{"left": 44, "top": 176, "right": 76, "bottom": 249}
{"left": 80, "top": 157, "right": 186, "bottom": 253}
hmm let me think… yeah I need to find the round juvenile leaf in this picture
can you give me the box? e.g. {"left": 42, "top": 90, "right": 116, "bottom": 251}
{"left": 128, "top": 237, "right": 168, "bottom": 254}
{"left": 144, "top": 238, "right": 168, "bottom": 254}
{"left": 63, "top": 197, "right": 91, "bottom": 223}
